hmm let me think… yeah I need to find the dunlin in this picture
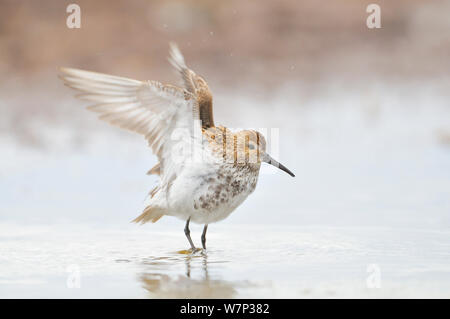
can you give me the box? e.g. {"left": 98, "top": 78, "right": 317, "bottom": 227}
{"left": 59, "top": 43, "right": 294, "bottom": 251}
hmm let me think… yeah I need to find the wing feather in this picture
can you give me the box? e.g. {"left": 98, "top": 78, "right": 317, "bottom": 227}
{"left": 59, "top": 67, "right": 200, "bottom": 181}
{"left": 168, "top": 43, "right": 215, "bottom": 128}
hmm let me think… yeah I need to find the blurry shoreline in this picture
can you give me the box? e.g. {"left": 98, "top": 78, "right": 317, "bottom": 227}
{"left": 1, "top": 0, "right": 450, "bottom": 148}
{"left": 1, "top": 0, "right": 450, "bottom": 84}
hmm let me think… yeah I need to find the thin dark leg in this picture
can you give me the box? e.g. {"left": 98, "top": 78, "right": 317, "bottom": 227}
{"left": 201, "top": 224, "right": 208, "bottom": 249}
{"left": 184, "top": 217, "right": 196, "bottom": 250}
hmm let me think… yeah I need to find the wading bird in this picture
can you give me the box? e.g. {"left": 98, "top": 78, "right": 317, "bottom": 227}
{"left": 59, "top": 44, "right": 294, "bottom": 251}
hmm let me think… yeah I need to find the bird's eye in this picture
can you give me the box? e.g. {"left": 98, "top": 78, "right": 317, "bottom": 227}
{"left": 248, "top": 143, "right": 255, "bottom": 150}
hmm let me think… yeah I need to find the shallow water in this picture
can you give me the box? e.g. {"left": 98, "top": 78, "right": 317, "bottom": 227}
{"left": 1, "top": 223, "right": 449, "bottom": 298}
{"left": 1, "top": 81, "right": 450, "bottom": 298}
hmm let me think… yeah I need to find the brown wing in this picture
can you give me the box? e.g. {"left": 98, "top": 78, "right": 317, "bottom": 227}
{"left": 169, "top": 43, "right": 214, "bottom": 129}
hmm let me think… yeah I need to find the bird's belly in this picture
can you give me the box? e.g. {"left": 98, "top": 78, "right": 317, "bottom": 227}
{"left": 167, "top": 168, "right": 259, "bottom": 224}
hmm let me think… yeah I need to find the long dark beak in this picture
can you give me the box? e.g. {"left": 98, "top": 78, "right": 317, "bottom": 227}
{"left": 262, "top": 154, "right": 295, "bottom": 177}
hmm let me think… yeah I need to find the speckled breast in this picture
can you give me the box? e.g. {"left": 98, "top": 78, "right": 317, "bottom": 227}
{"left": 191, "top": 165, "right": 260, "bottom": 223}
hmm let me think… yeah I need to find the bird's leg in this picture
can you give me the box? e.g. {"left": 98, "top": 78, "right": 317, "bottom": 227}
{"left": 201, "top": 224, "right": 208, "bottom": 250}
{"left": 184, "top": 217, "right": 196, "bottom": 251}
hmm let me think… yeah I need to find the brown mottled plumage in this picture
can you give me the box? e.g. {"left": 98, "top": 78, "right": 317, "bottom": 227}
{"left": 59, "top": 43, "right": 294, "bottom": 251}
{"left": 169, "top": 43, "right": 214, "bottom": 129}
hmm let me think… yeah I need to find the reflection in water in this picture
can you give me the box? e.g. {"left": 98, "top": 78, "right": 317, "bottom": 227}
{"left": 138, "top": 252, "right": 241, "bottom": 298}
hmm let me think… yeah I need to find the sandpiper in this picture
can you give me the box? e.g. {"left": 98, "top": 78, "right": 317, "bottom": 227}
{"left": 59, "top": 43, "right": 294, "bottom": 251}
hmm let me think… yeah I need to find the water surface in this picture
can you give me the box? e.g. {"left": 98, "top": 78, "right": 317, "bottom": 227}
{"left": 1, "top": 223, "right": 449, "bottom": 298}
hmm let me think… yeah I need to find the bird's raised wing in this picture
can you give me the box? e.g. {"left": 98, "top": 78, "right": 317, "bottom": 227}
{"left": 169, "top": 43, "right": 215, "bottom": 129}
{"left": 59, "top": 67, "right": 200, "bottom": 181}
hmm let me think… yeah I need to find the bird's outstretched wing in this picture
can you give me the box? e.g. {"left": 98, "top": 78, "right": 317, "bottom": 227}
{"left": 169, "top": 43, "right": 215, "bottom": 129}
{"left": 59, "top": 67, "right": 200, "bottom": 182}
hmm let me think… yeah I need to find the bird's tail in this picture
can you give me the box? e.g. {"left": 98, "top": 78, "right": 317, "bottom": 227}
{"left": 132, "top": 205, "right": 164, "bottom": 224}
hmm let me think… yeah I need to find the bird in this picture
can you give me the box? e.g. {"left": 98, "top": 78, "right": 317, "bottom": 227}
{"left": 59, "top": 43, "right": 294, "bottom": 251}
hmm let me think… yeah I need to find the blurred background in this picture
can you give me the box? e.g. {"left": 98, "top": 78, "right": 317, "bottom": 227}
{"left": 1, "top": 0, "right": 449, "bottom": 227}
{"left": 0, "top": 0, "right": 449, "bottom": 298}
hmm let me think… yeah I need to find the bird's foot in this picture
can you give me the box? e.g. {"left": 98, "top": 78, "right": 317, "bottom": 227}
{"left": 177, "top": 247, "right": 204, "bottom": 255}
{"left": 189, "top": 247, "right": 204, "bottom": 254}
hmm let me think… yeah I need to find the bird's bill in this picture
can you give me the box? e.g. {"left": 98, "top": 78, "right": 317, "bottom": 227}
{"left": 262, "top": 154, "right": 295, "bottom": 177}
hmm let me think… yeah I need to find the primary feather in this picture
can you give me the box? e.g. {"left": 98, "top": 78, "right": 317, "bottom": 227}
{"left": 59, "top": 63, "right": 203, "bottom": 223}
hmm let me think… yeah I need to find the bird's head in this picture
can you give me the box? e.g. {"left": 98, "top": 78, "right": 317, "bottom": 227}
{"left": 235, "top": 130, "right": 295, "bottom": 177}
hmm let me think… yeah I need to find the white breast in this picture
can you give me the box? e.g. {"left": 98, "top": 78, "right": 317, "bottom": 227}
{"left": 164, "top": 162, "right": 260, "bottom": 224}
